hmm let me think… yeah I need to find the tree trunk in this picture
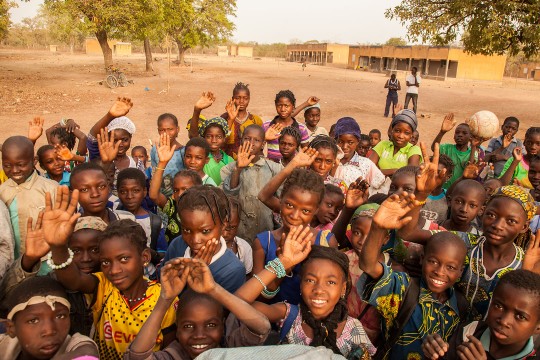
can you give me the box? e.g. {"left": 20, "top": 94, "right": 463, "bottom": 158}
{"left": 143, "top": 37, "right": 154, "bottom": 72}
{"left": 175, "top": 39, "right": 189, "bottom": 65}
{"left": 96, "top": 30, "right": 113, "bottom": 70}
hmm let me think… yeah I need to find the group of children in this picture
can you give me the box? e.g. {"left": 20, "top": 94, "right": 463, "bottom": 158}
{"left": 0, "top": 82, "right": 539, "bottom": 360}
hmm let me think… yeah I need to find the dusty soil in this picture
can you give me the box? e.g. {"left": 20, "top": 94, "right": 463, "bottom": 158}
{"left": 1, "top": 49, "right": 539, "bottom": 151}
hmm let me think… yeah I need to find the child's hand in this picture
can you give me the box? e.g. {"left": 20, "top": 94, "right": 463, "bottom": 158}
{"left": 54, "top": 144, "right": 74, "bottom": 161}
{"left": 195, "top": 91, "right": 216, "bottom": 111}
{"left": 160, "top": 258, "right": 190, "bottom": 301}
{"left": 279, "top": 225, "right": 313, "bottom": 269}
{"left": 24, "top": 213, "right": 50, "bottom": 260}
{"left": 456, "top": 335, "right": 487, "bottom": 360}
{"left": 523, "top": 231, "right": 540, "bottom": 273}
{"left": 345, "top": 177, "right": 370, "bottom": 210}
{"left": 157, "top": 133, "right": 175, "bottom": 164}
{"left": 42, "top": 186, "right": 81, "bottom": 247}
{"left": 187, "top": 258, "right": 217, "bottom": 293}
{"left": 373, "top": 193, "right": 417, "bottom": 230}
{"left": 393, "top": 103, "right": 403, "bottom": 114}
{"left": 108, "top": 97, "right": 133, "bottom": 118}
{"left": 97, "top": 127, "right": 121, "bottom": 163}
{"left": 440, "top": 113, "right": 456, "bottom": 133}
{"left": 290, "top": 147, "right": 318, "bottom": 168}
{"left": 512, "top": 147, "right": 523, "bottom": 162}
{"left": 502, "top": 133, "right": 513, "bottom": 148}
{"left": 463, "top": 162, "right": 481, "bottom": 179}
{"left": 306, "top": 96, "right": 320, "bottom": 106}
{"left": 236, "top": 141, "right": 255, "bottom": 169}
{"left": 265, "top": 124, "right": 284, "bottom": 141}
{"left": 416, "top": 142, "right": 447, "bottom": 198}
{"left": 28, "top": 116, "right": 45, "bottom": 142}
{"left": 64, "top": 119, "right": 80, "bottom": 133}
{"left": 225, "top": 99, "right": 239, "bottom": 120}
{"left": 193, "top": 238, "right": 220, "bottom": 265}
{"left": 422, "top": 334, "right": 449, "bottom": 359}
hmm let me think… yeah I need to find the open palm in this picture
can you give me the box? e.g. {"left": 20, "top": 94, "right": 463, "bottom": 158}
{"left": 157, "top": 133, "right": 175, "bottom": 163}
{"left": 280, "top": 225, "right": 313, "bottom": 269}
{"left": 416, "top": 142, "right": 447, "bottom": 195}
{"left": 373, "top": 193, "right": 416, "bottom": 230}
{"left": 440, "top": 113, "right": 456, "bottom": 132}
{"left": 25, "top": 213, "right": 50, "bottom": 260}
{"left": 108, "top": 97, "right": 133, "bottom": 118}
{"left": 42, "top": 187, "right": 81, "bottom": 247}
{"left": 97, "top": 127, "right": 120, "bottom": 163}
{"left": 195, "top": 91, "right": 216, "bottom": 110}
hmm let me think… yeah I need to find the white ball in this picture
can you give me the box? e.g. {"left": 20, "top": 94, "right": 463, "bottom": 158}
{"left": 466, "top": 111, "right": 499, "bottom": 139}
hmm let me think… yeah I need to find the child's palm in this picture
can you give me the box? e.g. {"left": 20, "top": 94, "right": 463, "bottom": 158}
{"left": 373, "top": 194, "right": 415, "bottom": 230}
{"left": 160, "top": 260, "right": 189, "bottom": 300}
{"left": 25, "top": 214, "right": 50, "bottom": 260}
{"left": 42, "top": 187, "right": 80, "bottom": 247}
{"left": 281, "top": 226, "right": 313, "bottom": 269}
{"left": 265, "top": 124, "right": 283, "bottom": 141}
{"left": 98, "top": 128, "right": 120, "bottom": 163}
{"left": 440, "top": 113, "right": 456, "bottom": 132}
{"left": 55, "top": 145, "right": 74, "bottom": 161}
{"left": 109, "top": 97, "right": 133, "bottom": 118}
{"left": 524, "top": 232, "right": 540, "bottom": 273}
{"left": 462, "top": 163, "right": 480, "bottom": 179}
{"left": 292, "top": 148, "right": 318, "bottom": 168}
{"left": 195, "top": 92, "right": 216, "bottom": 110}
{"left": 345, "top": 178, "right": 370, "bottom": 209}
{"left": 226, "top": 99, "right": 239, "bottom": 120}
{"left": 28, "top": 117, "right": 44, "bottom": 141}
{"left": 187, "top": 260, "right": 216, "bottom": 293}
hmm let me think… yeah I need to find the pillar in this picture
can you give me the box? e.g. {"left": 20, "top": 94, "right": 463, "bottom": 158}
{"left": 426, "top": 59, "right": 430, "bottom": 76}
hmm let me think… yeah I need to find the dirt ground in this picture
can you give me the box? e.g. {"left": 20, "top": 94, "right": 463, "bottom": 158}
{"left": 1, "top": 49, "right": 539, "bottom": 152}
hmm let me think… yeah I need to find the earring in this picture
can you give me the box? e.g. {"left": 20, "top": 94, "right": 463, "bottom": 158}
{"left": 144, "top": 262, "right": 148, "bottom": 267}
{"left": 341, "top": 293, "right": 345, "bottom": 299}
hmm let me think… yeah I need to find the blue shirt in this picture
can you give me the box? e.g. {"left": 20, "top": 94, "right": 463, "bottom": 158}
{"left": 45, "top": 171, "right": 71, "bottom": 186}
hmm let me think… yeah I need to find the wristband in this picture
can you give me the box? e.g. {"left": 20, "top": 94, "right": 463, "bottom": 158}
{"left": 416, "top": 200, "right": 427, "bottom": 206}
{"left": 155, "top": 167, "right": 166, "bottom": 171}
{"left": 46, "top": 248, "right": 74, "bottom": 270}
{"left": 60, "top": 118, "right": 67, "bottom": 127}
{"left": 261, "top": 286, "right": 280, "bottom": 298}
{"left": 265, "top": 258, "right": 287, "bottom": 278}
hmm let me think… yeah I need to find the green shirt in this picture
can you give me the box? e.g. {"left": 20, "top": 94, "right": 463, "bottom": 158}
{"left": 439, "top": 143, "right": 473, "bottom": 189}
{"left": 499, "top": 157, "right": 532, "bottom": 189}
{"left": 373, "top": 140, "right": 422, "bottom": 170}
{"left": 204, "top": 150, "right": 234, "bottom": 186}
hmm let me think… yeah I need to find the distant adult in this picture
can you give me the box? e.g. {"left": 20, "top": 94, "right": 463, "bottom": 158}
{"left": 404, "top": 67, "right": 421, "bottom": 114}
{"left": 383, "top": 73, "right": 401, "bottom": 118}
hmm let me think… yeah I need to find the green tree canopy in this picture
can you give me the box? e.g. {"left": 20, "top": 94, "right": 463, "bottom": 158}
{"left": 385, "top": 37, "right": 407, "bottom": 46}
{"left": 0, "top": 0, "right": 15, "bottom": 40}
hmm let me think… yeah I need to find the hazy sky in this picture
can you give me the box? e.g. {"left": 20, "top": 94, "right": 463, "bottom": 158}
{"left": 10, "top": 0, "right": 408, "bottom": 44}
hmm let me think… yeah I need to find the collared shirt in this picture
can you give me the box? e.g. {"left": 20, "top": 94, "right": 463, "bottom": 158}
{"left": 306, "top": 125, "right": 329, "bottom": 142}
{"left": 204, "top": 150, "right": 234, "bottom": 186}
{"left": 44, "top": 171, "right": 71, "bottom": 186}
{"left": 373, "top": 140, "right": 423, "bottom": 170}
{"left": 487, "top": 136, "right": 524, "bottom": 177}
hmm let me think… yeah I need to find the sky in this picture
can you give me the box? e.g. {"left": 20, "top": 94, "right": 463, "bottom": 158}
{"left": 10, "top": 0, "right": 408, "bottom": 44}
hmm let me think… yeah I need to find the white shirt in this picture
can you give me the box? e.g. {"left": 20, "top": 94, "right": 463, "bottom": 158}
{"left": 406, "top": 74, "right": 421, "bottom": 94}
{"left": 184, "top": 237, "right": 228, "bottom": 265}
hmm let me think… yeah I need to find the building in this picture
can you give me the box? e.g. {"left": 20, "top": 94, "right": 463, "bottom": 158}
{"left": 113, "top": 42, "right": 132, "bottom": 56}
{"left": 348, "top": 45, "right": 507, "bottom": 81}
{"left": 507, "top": 61, "right": 540, "bottom": 81}
{"left": 229, "top": 45, "right": 254, "bottom": 57}
{"left": 217, "top": 46, "right": 229, "bottom": 57}
{"left": 287, "top": 43, "right": 350, "bottom": 67}
{"left": 86, "top": 38, "right": 131, "bottom": 56}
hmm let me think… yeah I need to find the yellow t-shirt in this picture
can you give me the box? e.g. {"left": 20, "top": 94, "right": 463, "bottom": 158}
{"left": 0, "top": 170, "right": 7, "bottom": 184}
{"left": 89, "top": 272, "right": 178, "bottom": 360}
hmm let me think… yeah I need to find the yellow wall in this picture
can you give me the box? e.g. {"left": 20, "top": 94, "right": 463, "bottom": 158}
{"left": 237, "top": 46, "right": 253, "bottom": 57}
{"left": 326, "top": 44, "right": 350, "bottom": 65}
{"left": 449, "top": 49, "right": 506, "bottom": 81}
{"left": 114, "top": 43, "right": 132, "bottom": 56}
{"left": 85, "top": 38, "right": 119, "bottom": 55}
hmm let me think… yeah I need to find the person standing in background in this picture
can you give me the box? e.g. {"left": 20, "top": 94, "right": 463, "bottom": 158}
{"left": 405, "top": 67, "right": 421, "bottom": 113}
{"left": 384, "top": 73, "right": 401, "bottom": 118}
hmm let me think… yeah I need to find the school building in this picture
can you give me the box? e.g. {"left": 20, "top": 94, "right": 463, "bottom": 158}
{"left": 286, "top": 43, "right": 350, "bottom": 67}
{"left": 348, "top": 45, "right": 507, "bottom": 81}
{"left": 85, "top": 38, "right": 132, "bottom": 56}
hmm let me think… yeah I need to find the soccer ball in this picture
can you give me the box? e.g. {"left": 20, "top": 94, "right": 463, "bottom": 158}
{"left": 467, "top": 111, "right": 499, "bottom": 139}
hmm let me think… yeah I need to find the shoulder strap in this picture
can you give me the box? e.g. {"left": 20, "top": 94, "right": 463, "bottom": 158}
{"left": 149, "top": 213, "right": 161, "bottom": 251}
{"left": 279, "top": 304, "right": 299, "bottom": 342}
{"left": 374, "top": 277, "right": 420, "bottom": 360}
{"left": 455, "top": 290, "right": 471, "bottom": 324}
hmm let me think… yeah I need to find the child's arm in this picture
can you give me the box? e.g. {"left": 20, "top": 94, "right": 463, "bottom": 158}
{"left": 229, "top": 141, "right": 255, "bottom": 190}
{"left": 27, "top": 117, "right": 45, "bottom": 144}
{"left": 188, "top": 91, "right": 215, "bottom": 139}
{"left": 291, "top": 96, "right": 319, "bottom": 119}
{"left": 225, "top": 98, "right": 239, "bottom": 129}
{"left": 257, "top": 148, "right": 319, "bottom": 213}
{"left": 69, "top": 120, "right": 88, "bottom": 157}
{"left": 431, "top": 113, "right": 455, "bottom": 152}
{"left": 523, "top": 231, "right": 540, "bottom": 274}
{"left": 149, "top": 133, "right": 175, "bottom": 208}
{"left": 499, "top": 147, "right": 522, "bottom": 186}
{"left": 89, "top": 97, "right": 133, "bottom": 138}
{"left": 42, "top": 186, "right": 98, "bottom": 294}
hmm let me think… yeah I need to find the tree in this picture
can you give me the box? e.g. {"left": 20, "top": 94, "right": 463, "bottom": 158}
{"left": 385, "top": 37, "right": 407, "bottom": 46}
{"left": 0, "top": 0, "right": 15, "bottom": 40}
{"left": 386, "top": 0, "right": 540, "bottom": 58}
{"left": 40, "top": 2, "right": 87, "bottom": 53}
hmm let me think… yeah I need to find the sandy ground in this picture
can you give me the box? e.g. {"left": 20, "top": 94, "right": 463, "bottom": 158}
{"left": 1, "top": 49, "right": 539, "bottom": 152}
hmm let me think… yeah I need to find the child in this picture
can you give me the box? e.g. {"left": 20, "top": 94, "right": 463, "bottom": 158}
{"left": 384, "top": 73, "right": 401, "bottom": 118}
{"left": 132, "top": 145, "right": 152, "bottom": 179}
{"left": 357, "top": 134, "right": 371, "bottom": 157}
{"left": 278, "top": 126, "right": 301, "bottom": 167}
{"left": 200, "top": 117, "right": 234, "bottom": 186}
{"left": 42, "top": 189, "right": 178, "bottom": 359}
{"left": 440, "top": 179, "right": 486, "bottom": 234}
{"left": 37, "top": 144, "right": 71, "bottom": 186}
{"left": 236, "top": 228, "right": 375, "bottom": 358}
{"left": 311, "top": 184, "right": 344, "bottom": 232}
{"left": 500, "top": 127, "right": 540, "bottom": 189}
{"left": 161, "top": 185, "right": 246, "bottom": 294}
{"left": 369, "top": 129, "right": 382, "bottom": 148}
{"left": 302, "top": 103, "right": 328, "bottom": 141}
{"left": 184, "top": 137, "right": 217, "bottom": 186}
{"left": 369, "top": 110, "right": 422, "bottom": 176}
{"left": 308, "top": 135, "right": 348, "bottom": 194}
{"left": 422, "top": 269, "right": 540, "bottom": 360}
{"left": 149, "top": 134, "right": 202, "bottom": 243}
{"left": 0, "top": 200, "right": 13, "bottom": 280}
{"left": 419, "top": 154, "right": 454, "bottom": 224}
{"left": 483, "top": 177, "right": 503, "bottom": 197}
{"left": 263, "top": 90, "right": 310, "bottom": 162}
{"left": 359, "top": 192, "right": 468, "bottom": 359}
{"left": 410, "top": 130, "right": 419, "bottom": 146}
{"left": 223, "top": 197, "right": 253, "bottom": 275}
{"left": 46, "top": 118, "right": 88, "bottom": 171}
{"left": 150, "top": 113, "right": 185, "bottom": 197}
{"left": 486, "top": 116, "right": 523, "bottom": 177}
{"left": 221, "top": 124, "right": 283, "bottom": 243}
{"left": 0, "top": 276, "right": 98, "bottom": 359}
{"left": 127, "top": 258, "right": 270, "bottom": 359}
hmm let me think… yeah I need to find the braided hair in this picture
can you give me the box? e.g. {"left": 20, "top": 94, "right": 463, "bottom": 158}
{"left": 233, "top": 82, "right": 250, "bottom": 97}
{"left": 279, "top": 126, "right": 301, "bottom": 149}
{"left": 177, "top": 185, "right": 230, "bottom": 225}
{"left": 309, "top": 135, "right": 339, "bottom": 157}
{"left": 282, "top": 168, "right": 325, "bottom": 206}
{"left": 300, "top": 245, "right": 350, "bottom": 354}
{"left": 99, "top": 219, "right": 148, "bottom": 253}
{"left": 274, "top": 89, "right": 296, "bottom": 107}
{"left": 51, "top": 127, "right": 76, "bottom": 150}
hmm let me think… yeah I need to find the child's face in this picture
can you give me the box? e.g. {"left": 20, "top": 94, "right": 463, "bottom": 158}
{"left": 410, "top": 131, "right": 419, "bottom": 146}
{"left": 486, "top": 282, "right": 540, "bottom": 349}
{"left": 422, "top": 242, "right": 464, "bottom": 295}
{"left": 304, "top": 108, "right": 321, "bottom": 128}
{"left": 180, "top": 209, "right": 222, "bottom": 258}
{"left": 278, "top": 134, "right": 298, "bottom": 160}
{"left": 533, "top": 185, "right": 540, "bottom": 202}
{"left": 484, "top": 179, "right": 502, "bottom": 197}
{"left": 369, "top": 132, "right": 381, "bottom": 147}
{"left": 241, "top": 129, "right": 265, "bottom": 157}
{"left": 349, "top": 216, "right": 373, "bottom": 256}
{"left": 158, "top": 118, "right": 180, "bottom": 141}
{"left": 233, "top": 89, "right": 250, "bottom": 111}
{"left": 391, "top": 122, "right": 413, "bottom": 148}
{"left": 502, "top": 121, "right": 519, "bottom": 137}
{"left": 70, "top": 229, "right": 100, "bottom": 274}
{"left": 99, "top": 236, "right": 149, "bottom": 292}
{"left": 173, "top": 176, "right": 196, "bottom": 201}
{"left": 337, "top": 134, "right": 360, "bottom": 160}
{"left": 388, "top": 173, "right": 416, "bottom": 197}
{"left": 524, "top": 133, "right": 540, "bottom": 156}
{"left": 453, "top": 124, "right": 471, "bottom": 146}
{"left": 275, "top": 97, "right": 294, "bottom": 119}
{"left": 131, "top": 149, "right": 148, "bottom": 166}
{"left": 449, "top": 187, "right": 484, "bottom": 227}
{"left": 316, "top": 192, "right": 344, "bottom": 225}
{"left": 280, "top": 188, "right": 320, "bottom": 230}
{"left": 482, "top": 197, "right": 529, "bottom": 246}
{"left": 40, "top": 149, "right": 64, "bottom": 178}
{"left": 176, "top": 299, "right": 224, "bottom": 359}
{"left": 112, "top": 129, "right": 132, "bottom": 157}
{"left": 184, "top": 146, "right": 208, "bottom": 173}
{"left": 528, "top": 161, "right": 540, "bottom": 190}
{"left": 311, "top": 147, "right": 336, "bottom": 178}
{"left": 71, "top": 170, "right": 110, "bottom": 216}
{"left": 222, "top": 210, "right": 239, "bottom": 242}
{"left": 8, "top": 301, "right": 70, "bottom": 359}
{"left": 356, "top": 139, "right": 371, "bottom": 157}
{"left": 118, "top": 179, "right": 147, "bottom": 214}
{"left": 204, "top": 126, "right": 226, "bottom": 153}
{"left": 2, "top": 146, "right": 34, "bottom": 185}
{"left": 301, "top": 258, "right": 347, "bottom": 320}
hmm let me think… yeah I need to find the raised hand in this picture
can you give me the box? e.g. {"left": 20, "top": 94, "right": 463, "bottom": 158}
{"left": 512, "top": 147, "right": 523, "bottom": 162}
{"left": 187, "top": 258, "right": 217, "bottom": 293}
{"left": 160, "top": 258, "right": 190, "bottom": 301}
{"left": 265, "top": 123, "right": 284, "bottom": 141}
{"left": 193, "top": 238, "right": 219, "bottom": 265}
{"left": 306, "top": 96, "right": 320, "bottom": 106}
{"left": 42, "top": 186, "right": 81, "bottom": 247}
{"left": 393, "top": 103, "right": 403, "bottom": 114}
{"left": 54, "top": 144, "right": 74, "bottom": 161}
{"left": 108, "top": 97, "right": 133, "bottom": 118}
{"left": 440, "top": 113, "right": 456, "bottom": 132}
{"left": 279, "top": 225, "right": 313, "bottom": 270}
{"left": 195, "top": 91, "right": 216, "bottom": 111}
{"left": 157, "top": 133, "right": 175, "bottom": 164}
{"left": 236, "top": 140, "right": 255, "bottom": 168}
{"left": 373, "top": 193, "right": 417, "bottom": 230}
{"left": 290, "top": 147, "right": 318, "bottom": 168}
{"left": 65, "top": 119, "right": 80, "bottom": 133}
{"left": 28, "top": 116, "right": 45, "bottom": 142}
{"left": 456, "top": 335, "right": 487, "bottom": 360}
{"left": 523, "top": 231, "right": 540, "bottom": 273}
{"left": 463, "top": 162, "right": 481, "bottom": 179}
{"left": 97, "top": 127, "right": 120, "bottom": 163}
{"left": 416, "top": 142, "right": 447, "bottom": 198}
{"left": 422, "top": 334, "right": 449, "bottom": 360}
{"left": 225, "top": 98, "right": 239, "bottom": 120}
{"left": 24, "top": 213, "right": 50, "bottom": 260}
{"left": 345, "top": 177, "right": 370, "bottom": 209}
